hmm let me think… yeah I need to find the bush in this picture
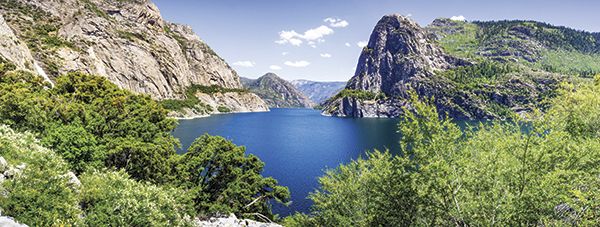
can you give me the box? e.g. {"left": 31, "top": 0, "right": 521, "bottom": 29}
{"left": 287, "top": 87, "right": 600, "bottom": 226}
{"left": 217, "top": 106, "right": 231, "bottom": 113}
{"left": 79, "top": 170, "right": 195, "bottom": 226}
{"left": 0, "top": 71, "right": 178, "bottom": 183}
{"left": 0, "top": 125, "right": 81, "bottom": 226}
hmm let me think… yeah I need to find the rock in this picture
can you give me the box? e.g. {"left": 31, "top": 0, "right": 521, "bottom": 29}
{"left": 0, "top": 174, "right": 5, "bottom": 183}
{"left": 196, "top": 92, "right": 269, "bottom": 114}
{"left": 0, "top": 157, "right": 7, "bottom": 172}
{"left": 195, "top": 214, "right": 282, "bottom": 227}
{"left": 322, "top": 14, "right": 562, "bottom": 119}
{"left": 242, "top": 73, "right": 315, "bottom": 108}
{"left": 0, "top": 0, "right": 268, "bottom": 117}
{"left": 0, "top": 216, "right": 28, "bottom": 227}
{"left": 64, "top": 171, "right": 81, "bottom": 188}
{"left": 15, "top": 163, "right": 26, "bottom": 170}
{"left": 3, "top": 167, "right": 20, "bottom": 178}
{"left": 0, "top": 14, "right": 36, "bottom": 71}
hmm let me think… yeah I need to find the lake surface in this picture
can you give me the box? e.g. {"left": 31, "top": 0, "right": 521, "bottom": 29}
{"left": 172, "top": 108, "right": 401, "bottom": 216}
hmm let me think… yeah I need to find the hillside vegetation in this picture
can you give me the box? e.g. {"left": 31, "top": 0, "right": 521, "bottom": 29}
{"left": 0, "top": 68, "right": 289, "bottom": 225}
{"left": 286, "top": 78, "right": 600, "bottom": 226}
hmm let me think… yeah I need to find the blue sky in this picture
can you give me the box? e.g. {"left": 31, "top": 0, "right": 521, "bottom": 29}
{"left": 153, "top": 0, "right": 600, "bottom": 82}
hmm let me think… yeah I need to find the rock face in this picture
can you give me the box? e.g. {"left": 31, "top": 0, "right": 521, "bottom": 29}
{"left": 290, "top": 80, "right": 345, "bottom": 104}
{"left": 0, "top": 216, "right": 27, "bottom": 227}
{"left": 242, "top": 73, "right": 314, "bottom": 108}
{"left": 0, "top": 0, "right": 267, "bottom": 116}
{"left": 322, "top": 14, "right": 565, "bottom": 119}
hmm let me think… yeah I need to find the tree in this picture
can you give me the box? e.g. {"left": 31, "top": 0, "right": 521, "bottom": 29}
{"left": 173, "top": 135, "right": 290, "bottom": 220}
{"left": 287, "top": 88, "right": 600, "bottom": 226}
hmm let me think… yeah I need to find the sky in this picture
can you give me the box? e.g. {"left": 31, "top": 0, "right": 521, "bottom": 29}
{"left": 153, "top": 0, "right": 600, "bottom": 82}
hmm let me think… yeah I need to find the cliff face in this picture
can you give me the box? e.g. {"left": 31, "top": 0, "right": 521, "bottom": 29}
{"left": 322, "top": 15, "right": 569, "bottom": 119}
{"left": 0, "top": 0, "right": 267, "bottom": 116}
{"left": 242, "top": 73, "right": 315, "bottom": 108}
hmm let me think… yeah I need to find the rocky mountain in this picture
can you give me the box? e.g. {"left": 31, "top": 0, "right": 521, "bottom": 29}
{"left": 291, "top": 80, "right": 345, "bottom": 104}
{"left": 321, "top": 14, "right": 600, "bottom": 119}
{"left": 0, "top": 0, "right": 267, "bottom": 117}
{"left": 242, "top": 73, "right": 315, "bottom": 108}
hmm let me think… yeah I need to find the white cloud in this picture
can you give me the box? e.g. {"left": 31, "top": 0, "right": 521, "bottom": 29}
{"left": 276, "top": 25, "right": 334, "bottom": 46}
{"left": 232, "top": 61, "right": 255, "bottom": 67}
{"left": 282, "top": 52, "right": 289, "bottom": 56}
{"left": 345, "top": 42, "right": 351, "bottom": 47}
{"left": 450, "top": 15, "right": 466, "bottom": 21}
{"left": 269, "top": 65, "right": 282, "bottom": 70}
{"left": 324, "top": 17, "right": 349, "bottom": 28}
{"left": 357, "top": 41, "right": 368, "bottom": 48}
{"left": 302, "top": 25, "right": 334, "bottom": 40}
{"left": 284, "top": 60, "right": 310, "bottom": 67}
{"left": 320, "top": 53, "right": 332, "bottom": 58}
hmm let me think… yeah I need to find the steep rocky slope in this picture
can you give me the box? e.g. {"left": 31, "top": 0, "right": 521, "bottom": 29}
{"left": 322, "top": 14, "right": 584, "bottom": 119}
{"left": 242, "top": 73, "right": 314, "bottom": 108}
{"left": 0, "top": 0, "right": 267, "bottom": 117}
{"left": 291, "top": 80, "right": 345, "bottom": 104}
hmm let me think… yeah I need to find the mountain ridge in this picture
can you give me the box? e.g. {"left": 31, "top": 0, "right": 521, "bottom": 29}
{"left": 322, "top": 14, "right": 594, "bottom": 119}
{"left": 242, "top": 73, "right": 315, "bottom": 108}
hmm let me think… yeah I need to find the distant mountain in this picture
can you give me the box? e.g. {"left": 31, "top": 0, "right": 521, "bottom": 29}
{"left": 242, "top": 73, "right": 315, "bottom": 108}
{"left": 322, "top": 14, "right": 600, "bottom": 119}
{"left": 291, "top": 80, "right": 346, "bottom": 104}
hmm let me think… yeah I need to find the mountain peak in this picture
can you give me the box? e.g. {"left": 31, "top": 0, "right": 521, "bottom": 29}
{"left": 242, "top": 74, "right": 315, "bottom": 108}
{"left": 260, "top": 72, "right": 281, "bottom": 80}
{"left": 345, "top": 13, "right": 458, "bottom": 95}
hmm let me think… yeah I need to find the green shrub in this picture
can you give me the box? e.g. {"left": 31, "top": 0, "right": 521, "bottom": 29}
{"left": 288, "top": 87, "right": 600, "bottom": 226}
{"left": 217, "top": 106, "right": 231, "bottom": 113}
{"left": 0, "top": 125, "right": 82, "bottom": 226}
{"left": 161, "top": 85, "right": 247, "bottom": 112}
{"left": 80, "top": 170, "right": 195, "bottom": 226}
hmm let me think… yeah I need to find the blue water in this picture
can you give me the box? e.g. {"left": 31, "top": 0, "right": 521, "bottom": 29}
{"left": 172, "top": 108, "right": 401, "bottom": 216}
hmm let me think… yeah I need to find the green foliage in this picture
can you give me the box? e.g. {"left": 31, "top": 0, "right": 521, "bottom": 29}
{"left": 81, "top": 0, "right": 110, "bottom": 19}
{"left": 80, "top": 170, "right": 195, "bottom": 226}
{"left": 0, "top": 71, "right": 289, "bottom": 223}
{"left": 161, "top": 85, "right": 246, "bottom": 112}
{"left": 217, "top": 106, "right": 232, "bottom": 113}
{"left": 332, "top": 89, "right": 383, "bottom": 101}
{"left": 476, "top": 20, "right": 599, "bottom": 53}
{"left": 41, "top": 124, "right": 104, "bottom": 174}
{"left": 116, "top": 30, "right": 147, "bottom": 42}
{"left": 435, "top": 21, "right": 480, "bottom": 58}
{"left": 441, "top": 60, "right": 516, "bottom": 85}
{"left": 538, "top": 50, "right": 600, "bottom": 77}
{"left": 0, "top": 71, "right": 178, "bottom": 183}
{"left": 0, "top": 125, "right": 81, "bottom": 226}
{"left": 0, "top": 58, "right": 17, "bottom": 75}
{"left": 172, "top": 135, "right": 290, "bottom": 220}
{"left": 288, "top": 87, "right": 600, "bottom": 226}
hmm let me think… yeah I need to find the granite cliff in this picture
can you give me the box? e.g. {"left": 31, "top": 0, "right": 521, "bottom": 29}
{"left": 0, "top": 0, "right": 267, "bottom": 117}
{"left": 321, "top": 14, "right": 596, "bottom": 119}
